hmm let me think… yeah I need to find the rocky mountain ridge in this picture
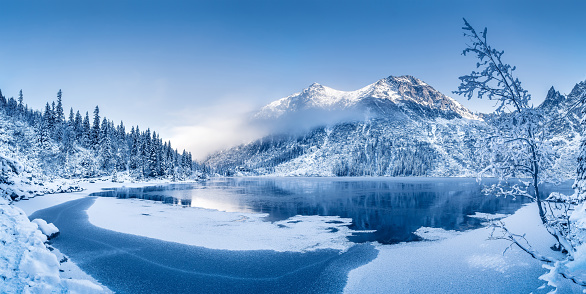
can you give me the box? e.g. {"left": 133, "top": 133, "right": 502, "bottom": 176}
{"left": 206, "top": 76, "right": 585, "bottom": 178}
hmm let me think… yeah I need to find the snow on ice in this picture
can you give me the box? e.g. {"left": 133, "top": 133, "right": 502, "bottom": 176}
{"left": 88, "top": 196, "right": 365, "bottom": 252}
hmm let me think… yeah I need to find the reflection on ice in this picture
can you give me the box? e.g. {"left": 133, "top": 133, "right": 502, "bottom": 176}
{"left": 190, "top": 197, "right": 243, "bottom": 213}
{"left": 90, "top": 177, "right": 572, "bottom": 245}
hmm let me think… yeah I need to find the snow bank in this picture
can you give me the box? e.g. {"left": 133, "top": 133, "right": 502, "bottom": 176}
{"left": 15, "top": 179, "right": 167, "bottom": 216}
{"left": 0, "top": 203, "right": 110, "bottom": 293}
{"left": 88, "top": 197, "right": 364, "bottom": 252}
{"left": 344, "top": 204, "right": 583, "bottom": 293}
{"left": 31, "top": 218, "right": 59, "bottom": 239}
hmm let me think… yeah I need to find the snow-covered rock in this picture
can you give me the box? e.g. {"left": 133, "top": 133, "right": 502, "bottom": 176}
{"left": 31, "top": 218, "right": 60, "bottom": 239}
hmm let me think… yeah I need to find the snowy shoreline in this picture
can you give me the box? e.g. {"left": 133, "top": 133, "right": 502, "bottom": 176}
{"left": 2, "top": 179, "right": 188, "bottom": 293}
{"left": 10, "top": 179, "right": 586, "bottom": 293}
{"left": 344, "top": 203, "right": 583, "bottom": 293}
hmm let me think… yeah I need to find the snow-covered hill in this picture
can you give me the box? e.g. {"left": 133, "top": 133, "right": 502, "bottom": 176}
{"left": 206, "top": 76, "right": 586, "bottom": 178}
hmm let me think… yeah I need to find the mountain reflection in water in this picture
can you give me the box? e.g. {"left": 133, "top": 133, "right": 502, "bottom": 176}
{"left": 91, "top": 177, "right": 571, "bottom": 245}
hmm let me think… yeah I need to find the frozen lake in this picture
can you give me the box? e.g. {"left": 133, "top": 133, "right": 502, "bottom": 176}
{"left": 30, "top": 197, "right": 378, "bottom": 293}
{"left": 91, "top": 177, "right": 568, "bottom": 244}
{"left": 27, "top": 177, "right": 576, "bottom": 293}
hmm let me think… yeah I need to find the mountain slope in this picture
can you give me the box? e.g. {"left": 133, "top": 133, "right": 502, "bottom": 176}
{"left": 206, "top": 76, "right": 585, "bottom": 178}
{"left": 207, "top": 76, "right": 488, "bottom": 176}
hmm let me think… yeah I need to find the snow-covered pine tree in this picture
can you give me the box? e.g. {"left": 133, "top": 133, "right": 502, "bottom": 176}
{"left": 0, "top": 88, "right": 200, "bottom": 181}
{"left": 55, "top": 90, "right": 64, "bottom": 122}
{"left": 0, "top": 89, "right": 5, "bottom": 107}
{"left": 17, "top": 90, "right": 24, "bottom": 115}
{"left": 54, "top": 90, "right": 65, "bottom": 142}
{"left": 38, "top": 103, "right": 53, "bottom": 148}
{"left": 68, "top": 108, "right": 75, "bottom": 127}
{"left": 50, "top": 101, "right": 56, "bottom": 132}
{"left": 74, "top": 110, "right": 82, "bottom": 141}
{"left": 81, "top": 112, "right": 91, "bottom": 148}
{"left": 128, "top": 126, "right": 139, "bottom": 172}
{"left": 141, "top": 129, "right": 151, "bottom": 178}
{"left": 91, "top": 106, "right": 100, "bottom": 148}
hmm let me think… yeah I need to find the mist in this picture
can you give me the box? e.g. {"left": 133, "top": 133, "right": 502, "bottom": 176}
{"left": 254, "top": 108, "right": 369, "bottom": 136}
{"left": 165, "top": 106, "right": 268, "bottom": 161}
{"left": 166, "top": 102, "right": 374, "bottom": 161}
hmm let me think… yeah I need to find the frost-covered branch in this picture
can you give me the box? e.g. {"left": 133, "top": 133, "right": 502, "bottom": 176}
{"left": 455, "top": 18, "right": 586, "bottom": 289}
{"left": 490, "top": 222, "right": 586, "bottom": 287}
{"left": 455, "top": 18, "right": 531, "bottom": 114}
{"left": 490, "top": 222, "right": 553, "bottom": 262}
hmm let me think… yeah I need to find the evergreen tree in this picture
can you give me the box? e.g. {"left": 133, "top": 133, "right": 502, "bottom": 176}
{"left": 39, "top": 103, "right": 52, "bottom": 148}
{"left": 55, "top": 90, "right": 64, "bottom": 124}
{"left": 81, "top": 112, "right": 91, "bottom": 148}
{"left": 74, "top": 111, "right": 83, "bottom": 141}
{"left": 141, "top": 129, "right": 151, "bottom": 177}
{"left": 0, "top": 88, "right": 199, "bottom": 180}
{"left": 48, "top": 101, "right": 56, "bottom": 135}
{"left": 53, "top": 90, "right": 65, "bottom": 141}
{"left": 99, "top": 118, "right": 114, "bottom": 171}
{"left": 17, "top": 90, "right": 23, "bottom": 114}
{"left": 68, "top": 108, "right": 75, "bottom": 126}
{"left": 91, "top": 106, "right": 100, "bottom": 147}
{"left": 43, "top": 103, "right": 52, "bottom": 128}
{"left": 129, "top": 126, "right": 140, "bottom": 172}
{"left": 0, "top": 89, "right": 5, "bottom": 108}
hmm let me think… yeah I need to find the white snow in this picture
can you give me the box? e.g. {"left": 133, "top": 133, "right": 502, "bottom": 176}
{"left": 255, "top": 75, "right": 480, "bottom": 121}
{"left": 0, "top": 202, "right": 110, "bottom": 293}
{"left": 343, "top": 203, "right": 583, "bottom": 293}
{"left": 87, "top": 196, "right": 364, "bottom": 252}
{"left": 414, "top": 227, "right": 460, "bottom": 241}
{"left": 15, "top": 179, "right": 167, "bottom": 215}
{"left": 2, "top": 180, "right": 165, "bottom": 294}
{"left": 31, "top": 218, "right": 59, "bottom": 239}
{"left": 10, "top": 181, "right": 586, "bottom": 293}
{"left": 62, "top": 279, "right": 106, "bottom": 294}
{"left": 468, "top": 211, "right": 508, "bottom": 220}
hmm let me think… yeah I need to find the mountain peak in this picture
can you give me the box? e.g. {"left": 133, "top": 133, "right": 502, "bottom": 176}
{"left": 256, "top": 75, "right": 479, "bottom": 120}
{"left": 387, "top": 75, "right": 425, "bottom": 85}
{"left": 569, "top": 80, "right": 586, "bottom": 98}
{"left": 308, "top": 82, "right": 323, "bottom": 89}
{"left": 546, "top": 86, "right": 560, "bottom": 99}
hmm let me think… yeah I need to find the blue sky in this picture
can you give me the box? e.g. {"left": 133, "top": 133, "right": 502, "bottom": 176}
{"left": 1, "top": 0, "right": 585, "bottom": 158}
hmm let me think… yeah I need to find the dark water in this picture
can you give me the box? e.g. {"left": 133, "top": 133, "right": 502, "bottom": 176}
{"left": 91, "top": 177, "right": 572, "bottom": 245}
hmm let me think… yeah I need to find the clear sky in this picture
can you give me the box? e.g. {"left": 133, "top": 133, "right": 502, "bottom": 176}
{"left": 1, "top": 0, "right": 585, "bottom": 159}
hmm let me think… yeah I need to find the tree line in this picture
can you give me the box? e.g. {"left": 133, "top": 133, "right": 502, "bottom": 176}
{"left": 0, "top": 89, "right": 197, "bottom": 180}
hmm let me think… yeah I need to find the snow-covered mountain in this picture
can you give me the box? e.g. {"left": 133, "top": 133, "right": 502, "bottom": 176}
{"left": 206, "top": 76, "right": 586, "bottom": 178}
{"left": 256, "top": 75, "right": 479, "bottom": 121}
{"left": 538, "top": 83, "right": 586, "bottom": 179}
